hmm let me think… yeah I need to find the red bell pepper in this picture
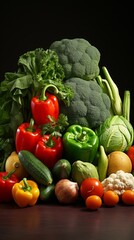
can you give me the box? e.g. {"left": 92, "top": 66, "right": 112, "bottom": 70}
{"left": 31, "top": 84, "right": 59, "bottom": 126}
{"left": 15, "top": 118, "right": 41, "bottom": 153}
{"left": 34, "top": 131, "right": 63, "bottom": 169}
{"left": 126, "top": 145, "right": 134, "bottom": 170}
{"left": 0, "top": 169, "right": 19, "bottom": 203}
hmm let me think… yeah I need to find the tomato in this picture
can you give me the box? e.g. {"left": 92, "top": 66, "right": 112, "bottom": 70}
{"left": 126, "top": 146, "right": 134, "bottom": 170}
{"left": 121, "top": 190, "right": 134, "bottom": 205}
{"left": 85, "top": 195, "right": 102, "bottom": 210}
{"left": 80, "top": 178, "right": 104, "bottom": 200}
{"left": 103, "top": 190, "right": 119, "bottom": 207}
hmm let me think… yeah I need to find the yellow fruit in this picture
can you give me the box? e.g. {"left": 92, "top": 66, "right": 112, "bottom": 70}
{"left": 5, "top": 151, "right": 29, "bottom": 180}
{"left": 107, "top": 151, "right": 132, "bottom": 176}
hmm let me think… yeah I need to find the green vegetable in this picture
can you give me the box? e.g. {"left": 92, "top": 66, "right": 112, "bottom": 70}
{"left": 18, "top": 150, "right": 53, "bottom": 186}
{"left": 96, "top": 115, "right": 134, "bottom": 153}
{"left": 71, "top": 160, "right": 99, "bottom": 186}
{"left": 96, "top": 66, "right": 122, "bottom": 116}
{"left": 50, "top": 38, "right": 100, "bottom": 80}
{"left": 62, "top": 124, "right": 99, "bottom": 163}
{"left": 97, "top": 145, "right": 109, "bottom": 181}
{"left": 39, "top": 184, "right": 55, "bottom": 202}
{"left": 60, "top": 78, "right": 111, "bottom": 129}
{"left": 52, "top": 159, "right": 72, "bottom": 181}
{"left": 0, "top": 48, "right": 73, "bottom": 166}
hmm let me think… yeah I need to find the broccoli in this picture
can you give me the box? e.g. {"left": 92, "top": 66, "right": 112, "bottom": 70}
{"left": 60, "top": 78, "right": 111, "bottom": 129}
{"left": 50, "top": 38, "right": 100, "bottom": 81}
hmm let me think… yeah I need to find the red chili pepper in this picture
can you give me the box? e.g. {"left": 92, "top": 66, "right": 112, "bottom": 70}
{"left": 34, "top": 131, "right": 63, "bottom": 169}
{"left": 126, "top": 145, "right": 134, "bottom": 170}
{"left": 0, "top": 169, "right": 19, "bottom": 203}
{"left": 31, "top": 84, "right": 59, "bottom": 126}
{"left": 15, "top": 119, "right": 41, "bottom": 153}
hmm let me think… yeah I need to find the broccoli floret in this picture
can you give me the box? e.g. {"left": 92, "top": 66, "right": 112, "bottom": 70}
{"left": 60, "top": 78, "right": 111, "bottom": 129}
{"left": 50, "top": 38, "right": 100, "bottom": 81}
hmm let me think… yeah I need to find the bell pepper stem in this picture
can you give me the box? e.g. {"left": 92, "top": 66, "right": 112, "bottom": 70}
{"left": 76, "top": 131, "right": 88, "bottom": 142}
{"left": 22, "top": 178, "right": 32, "bottom": 192}
{"left": 40, "top": 84, "right": 59, "bottom": 101}
{"left": 26, "top": 118, "right": 35, "bottom": 132}
{"left": 45, "top": 131, "right": 61, "bottom": 148}
{"left": 2, "top": 169, "right": 16, "bottom": 180}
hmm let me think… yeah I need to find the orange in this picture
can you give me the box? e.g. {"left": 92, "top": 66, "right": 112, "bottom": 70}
{"left": 85, "top": 195, "right": 102, "bottom": 210}
{"left": 103, "top": 190, "right": 119, "bottom": 207}
{"left": 121, "top": 190, "right": 134, "bottom": 205}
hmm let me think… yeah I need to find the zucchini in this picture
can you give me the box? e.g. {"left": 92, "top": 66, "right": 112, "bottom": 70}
{"left": 18, "top": 150, "right": 53, "bottom": 186}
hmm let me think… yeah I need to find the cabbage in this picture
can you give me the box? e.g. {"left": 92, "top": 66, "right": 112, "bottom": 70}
{"left": 96, "top": 115, "right": 134, "bottom": 153}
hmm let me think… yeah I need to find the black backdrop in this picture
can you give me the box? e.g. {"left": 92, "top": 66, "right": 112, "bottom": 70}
{"left": 1, "top": 1, "right": 134, "bottom": 124}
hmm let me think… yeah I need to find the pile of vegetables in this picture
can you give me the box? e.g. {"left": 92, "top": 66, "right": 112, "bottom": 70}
{"left": 0, "top": 38, "right": 134, "bottom": 209}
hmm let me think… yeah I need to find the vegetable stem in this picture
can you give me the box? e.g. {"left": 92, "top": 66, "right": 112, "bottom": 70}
{"left": 122, "top": 90, "right": 130, "bottom": 122}
{"left": 102, "top": 66, "right": 122, "bottom": 116}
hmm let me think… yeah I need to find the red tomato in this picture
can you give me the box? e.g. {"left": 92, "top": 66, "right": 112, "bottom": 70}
{"left": 126, "top": 146, "right": 134, "bottom": 170}
{"left": 80, "top": 178, "right": 104, "bottom": 200}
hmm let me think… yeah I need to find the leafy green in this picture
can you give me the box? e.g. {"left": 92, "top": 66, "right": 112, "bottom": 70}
{"left": 0, "top": 48, "right": 73, "bottom": 167}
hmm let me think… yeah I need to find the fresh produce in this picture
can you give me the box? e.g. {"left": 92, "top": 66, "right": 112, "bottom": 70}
{"left": 52, "top": 159, "right": 72, "bottom": 181}
{"left": 31, "top": 84, "right": 59, "bottom": 125}
{"left": 80, "top": 178, "right": 104, "bottom": 201}
{"left": 71, "top": 160, "right": 99, "bottom": 186}
{"left": 96, "top": 66, "right": 123, "bottom": 116}
{"left": 18, "top": 150, "right": 53, "bottom": 185}
{"left": 0, "top": 169, "right": 19, "bottom": 203}
{"left": 34, "top": 131, "right": 63, "bottom": 169}
{"left": 39, "top": 183, "right": 55, "bottom": 202}
{"left": 15, "top": 118, "right": 41, "bottom": 154}
{"left": 102, "top": 170, "right": 134, "bottom": 195}
{"left": 12, "top": 178, "right": 40, "bottom": 207}
{"left": 107, "top": 151, "right": 132, "bottom": 176}
{"left": 62, "top": 124, "right": 99, "bottom": 163}
{"left": 50, "top": 38, "right": 100, "bottom": 80}
{"left": 102, "top": 190, "right": 119, "bottom": 207}
{"left": 126, "top": 145, "right": 134, "bottom": 171}
{"left": 96, "top": 115, "right": 134, "bottom": 153}
{"left": 85, "top": 195, "right": 102, "bottom": 211}
{"left": 97, "top": 145, "right": 109, "bottom": 181}
{"left": 55, "top": 179, "right": 79, "bottom": 204}
{"left": 121, "top": 190, "right": 134, "bottom": 205}
{"left": 0, "top": 48, "right": 73, "bottom": 167}
{"left": 5, "top": 151, "right": 29, "bottom": 180}
{"left": 60, "top": 78, "right": 111, "bottom": 129}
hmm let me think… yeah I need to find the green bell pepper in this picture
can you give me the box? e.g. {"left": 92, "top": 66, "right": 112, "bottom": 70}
{"left": 62, "top": 124, "right": 99, "bottom": 163}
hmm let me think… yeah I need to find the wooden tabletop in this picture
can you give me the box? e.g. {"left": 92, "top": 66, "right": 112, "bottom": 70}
{"left": 0, "top": 202, "right": 134, "bottom": 240}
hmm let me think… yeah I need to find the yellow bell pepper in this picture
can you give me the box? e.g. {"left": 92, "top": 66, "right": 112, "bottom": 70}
{"left": 12, "top": 178, "right": 40, "bottom": 207}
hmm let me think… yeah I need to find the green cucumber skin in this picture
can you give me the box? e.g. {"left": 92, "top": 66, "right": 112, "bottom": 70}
{"left": 18, "top": 150, "right": 53, "bottom": 186}
{"left": 39, "top": 184, "right": 55, "bottom": 202}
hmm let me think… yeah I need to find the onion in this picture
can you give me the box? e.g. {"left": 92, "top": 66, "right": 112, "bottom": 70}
{"left": 55, "top": 179, "right": 79, "bottom": 204}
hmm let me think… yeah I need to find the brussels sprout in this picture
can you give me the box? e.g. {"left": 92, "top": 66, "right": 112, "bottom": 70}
{"left": 96, "top": 115, "right": 134, "bottom": 153}
{"left": 71, "top": 160, "right": 99, "bottom": 186}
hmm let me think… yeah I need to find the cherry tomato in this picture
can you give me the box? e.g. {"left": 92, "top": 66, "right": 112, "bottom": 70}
{"left": 80, "top": 178, "right": 104, "bottom": 200}
{"left": 103, "top": 190, "right": 119, "bottom": 207}
{"left": 85, "top": 195, "right": 102, "bottom": 210}
{"left": 121, "top": 190, "right": 134, "bottom": 205}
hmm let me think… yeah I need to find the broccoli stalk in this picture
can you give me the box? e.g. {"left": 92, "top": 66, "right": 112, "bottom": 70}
{"left": 96, "top": 66, "right": 122, "bottom": 116}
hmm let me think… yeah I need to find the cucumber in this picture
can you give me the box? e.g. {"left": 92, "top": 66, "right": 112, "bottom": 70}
{"left": 39, "top": 184, "right": 55, "bottom": 202}
{"left": 52, "top": 159, "right": 72, "bottom": 181}
{"left": 18, "top": 150, "right": 53, "bottom": 186}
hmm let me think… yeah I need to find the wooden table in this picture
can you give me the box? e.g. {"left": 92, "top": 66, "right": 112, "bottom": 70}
{"left": 0, "top": 202, "right": 134, "bottom": 240}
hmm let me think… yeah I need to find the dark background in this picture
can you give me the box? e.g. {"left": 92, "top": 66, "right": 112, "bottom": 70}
{"left": 1, "top": 1, "right": 134, "bottom": 124}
